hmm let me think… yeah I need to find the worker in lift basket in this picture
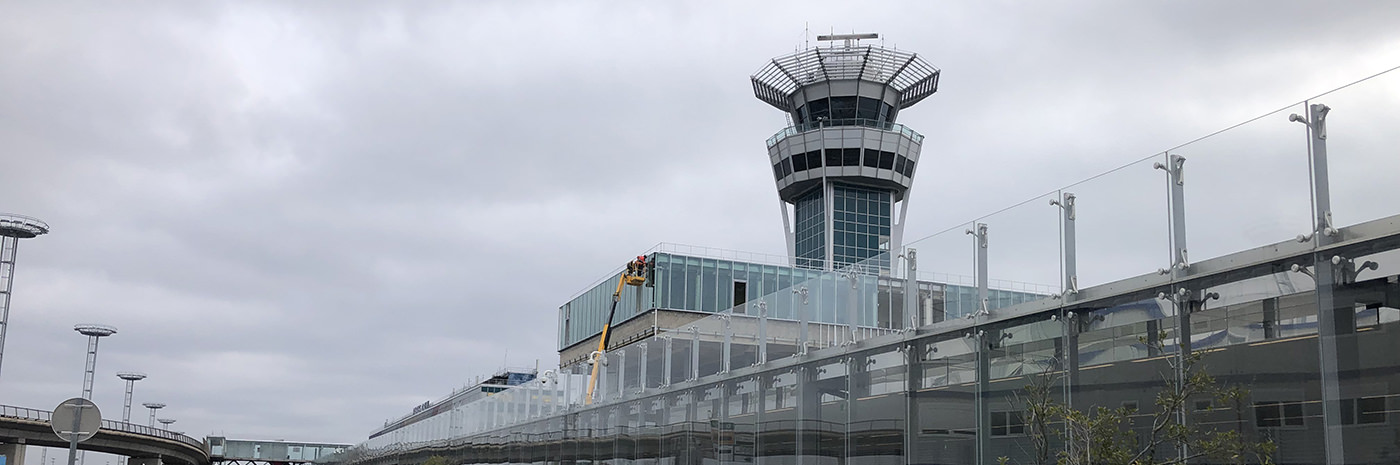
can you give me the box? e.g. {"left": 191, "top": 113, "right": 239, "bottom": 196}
{"left": 627, "top": 255, "right": 646, "bottom": 277}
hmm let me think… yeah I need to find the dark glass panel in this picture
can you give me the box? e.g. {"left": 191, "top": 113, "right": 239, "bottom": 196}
{"left": 842, "top": 148, "right": 861, "bottom": 166}
{"left": 830, "top": 96, "right": 857, "bottom": 119}
{"left": 857, "top": 97, "right": 881, "bottom": 120}
{"left": 807, "top": 98, "right": 830, "bottom": 122}
{"left": 863, "top": 149, "right": 880, "bottom": 168}
{"left": 878, "top": 151, "right": 895, "bottom": 170}
{"left": 791, "top": 153, "right": 807, "bottom": 172}
{"left": 826, "top": 149, "right": 842, "bottom": 167}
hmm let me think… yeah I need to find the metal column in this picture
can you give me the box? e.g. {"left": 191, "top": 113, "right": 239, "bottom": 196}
{"left": 795, "top": 287, "right": 810, "bottom": 354}
{"left": 1052, "top": 193, "right": 1078, "bottom": 298}
{"left": 967, "top": 223, "right": 989, "bottom": 316}
{"left": 904, "top": 249, "right": 918, "bottom": 329}
{"left": 1295, "top": 102, "right": 1344, "bottom": 464}
{"left": 637, "top": 341, "right": 648, "bottom": 395}
{"left": 844, "top": 269, "right": 859, "bottom": 343}
{"left": 662, "top": 337, "right": 672, "bottom": 387}
{"left": 1156, "top": 152, "right": 1190, "bottom": 461}
{"left": 690, "top": 327, "right": 700, "bottom": 381}
{"left": 616, "top": 350, "right": 625, "bottom": 400}
{"left": 721, "top": 314, "right": 732, "bottom": 374}
{"left": 756, "top": 301, "right": 768, "bottom": 365}
{"left": 973, "top": 331, "right": 990, "bottom": 465}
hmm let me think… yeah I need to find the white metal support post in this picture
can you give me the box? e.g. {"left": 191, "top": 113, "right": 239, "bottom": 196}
{"left": 1051, "top": 193, "right": 1078, "bottom": 299}
{"left": 662, "top": 336, "right": 672, "bottom": 387}
{"left": 903, "top": 249, "right": 918, "bottom": 329}
{"left": 1155, "top": 153, "right": 1191, "bottom": 461}
{"left": 966, "top": 224, "right": 989, "bottom": 316}
{"left": 794, "top": 287, "right": 810, "bottom": 354}
{"left": 756, "top": 301, "right": 768, "bottom": 365}
{"left": 721, "top": 314, "right": 732, "bottom": 374}
{"left": 1294, "top": 102, "right": 1344, "bottom": 464}
{"left": 637, "top": 341, "right": 648, "bottom": 395}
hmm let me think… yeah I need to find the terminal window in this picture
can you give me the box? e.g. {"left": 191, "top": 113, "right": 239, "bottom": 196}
{"left": 1254, "top": 401, "right": 1305, "bottom": 428}
{"left": 990, "top": 411, "right": 1025, "bottom": 436}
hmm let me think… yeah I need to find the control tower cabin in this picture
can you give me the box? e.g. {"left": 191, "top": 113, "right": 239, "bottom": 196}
{"left": 753, "top": 33, "right": 939, "bottom": 271}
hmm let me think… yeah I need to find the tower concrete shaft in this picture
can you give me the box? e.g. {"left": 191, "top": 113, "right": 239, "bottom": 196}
{"left": 0, "top": 213, "right": 50, "bottom": 383}
{"left": 752, "top": 34, "right": 939, "bottom": 271}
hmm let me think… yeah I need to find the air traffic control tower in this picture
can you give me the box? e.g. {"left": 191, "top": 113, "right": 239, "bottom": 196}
{"left": 753, "top": 33, "right": 939, "bottom": 271}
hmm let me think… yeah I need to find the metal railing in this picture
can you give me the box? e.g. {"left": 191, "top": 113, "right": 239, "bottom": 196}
{"left": 765, "top": 119, "right": 924, "bottom": 147}
{"left": 0, "top": 403, "right": 204, "bottom": 449}
{"left": 0, "top": 213, "right": 50, "bottom": 236}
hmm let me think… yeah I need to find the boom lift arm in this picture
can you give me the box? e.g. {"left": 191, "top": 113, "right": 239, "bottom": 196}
{"left": 585, "top": 256, "right": 648, "bottom": 404}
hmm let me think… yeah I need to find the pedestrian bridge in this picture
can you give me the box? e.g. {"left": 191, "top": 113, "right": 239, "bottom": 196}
{"left": 0, "top": 404, "right": 208, "bottom": 465}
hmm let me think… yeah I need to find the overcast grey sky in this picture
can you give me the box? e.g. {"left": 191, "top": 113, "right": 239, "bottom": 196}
{"left": 2, "top": 0, "right": 1399, "bottom": 452}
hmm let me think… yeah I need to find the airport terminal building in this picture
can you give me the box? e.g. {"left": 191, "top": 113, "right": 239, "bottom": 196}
{"left": 347, "top": 35, "right": 1400, "bottom": 465}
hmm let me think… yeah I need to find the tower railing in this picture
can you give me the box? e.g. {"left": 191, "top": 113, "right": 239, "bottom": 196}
{"left": 766, "top": 119, "right": 924, "bottom": 148}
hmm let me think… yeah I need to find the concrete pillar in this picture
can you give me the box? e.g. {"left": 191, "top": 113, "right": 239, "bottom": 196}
{"left": 0, "top": 442, "right": 27, "bottom": 465}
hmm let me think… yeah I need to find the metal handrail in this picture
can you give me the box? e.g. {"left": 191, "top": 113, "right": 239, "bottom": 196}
{"left": 765, "top": 119, "right": 925, "bottom": 148}
{"left": 0, "top": 403, "right": 204, "bottom": 449}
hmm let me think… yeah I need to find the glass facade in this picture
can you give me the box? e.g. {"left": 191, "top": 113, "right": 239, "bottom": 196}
{"left": 793, "top": 189, "right": 825, "bottom": 269}
{"left": 795, "top": 96, "right": 896, "bottom": 126}
{"left": 557, "top": 251, "right": 1045, "bottom": 351}
{"left": 831, "top": 184, "right": 891, "bottom": 269}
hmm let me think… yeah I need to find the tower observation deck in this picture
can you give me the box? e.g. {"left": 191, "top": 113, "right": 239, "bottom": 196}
{"left": 752, "top": 33, "right": 939, "bottom": 270}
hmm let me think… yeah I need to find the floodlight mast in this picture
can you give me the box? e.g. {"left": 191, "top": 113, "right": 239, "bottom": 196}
{"left": 73, "top": 324, "right": 116, "bottom": 400}
{"left": 142, "top": 402, "right": 165, "bottom": 428}
{"left": 0, "top": 213, "right": 50, "bottom": 384}
{"left": 116, "top": 372, "right": 147, "bottom": 423}
{"left": 157, "top": 418, "right": 175, "bottom": 430}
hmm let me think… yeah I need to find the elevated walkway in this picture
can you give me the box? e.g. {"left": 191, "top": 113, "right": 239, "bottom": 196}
{"left": 208, "top": 437, "right": 350, "bottom": 465}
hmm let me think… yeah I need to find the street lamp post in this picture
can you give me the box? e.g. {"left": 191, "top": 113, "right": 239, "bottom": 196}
{"left": 156, "top": 418, "right": 175, "bottom": 430}
{"left": 116, "top": 372, "right": 146, "bottom": 423}
{"left": 142, "top": 403, "right": 164, "bottom": 428}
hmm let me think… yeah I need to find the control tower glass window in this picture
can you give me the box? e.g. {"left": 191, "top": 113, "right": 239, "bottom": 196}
{"left": 793, "top": 188, "right": 825, "bottom": 269}
{"left": 795, "top": 97, "right": 896, "bottom": 125}
{"left": 831, "top": 184, "right": 891, "bottom": 269}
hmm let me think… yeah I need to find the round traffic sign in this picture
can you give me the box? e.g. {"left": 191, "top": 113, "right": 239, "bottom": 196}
{"left": 51, "top": 398, "right": 102, "bottom": 443}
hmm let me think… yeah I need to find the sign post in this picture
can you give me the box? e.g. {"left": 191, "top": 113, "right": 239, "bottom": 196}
{"left": 51, "top": 398, "right": 101, "bottom": 465}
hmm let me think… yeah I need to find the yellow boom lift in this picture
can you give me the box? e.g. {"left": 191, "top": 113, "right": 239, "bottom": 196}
{"left": 585, "top": 255, "right": 648, "bottom": 404}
